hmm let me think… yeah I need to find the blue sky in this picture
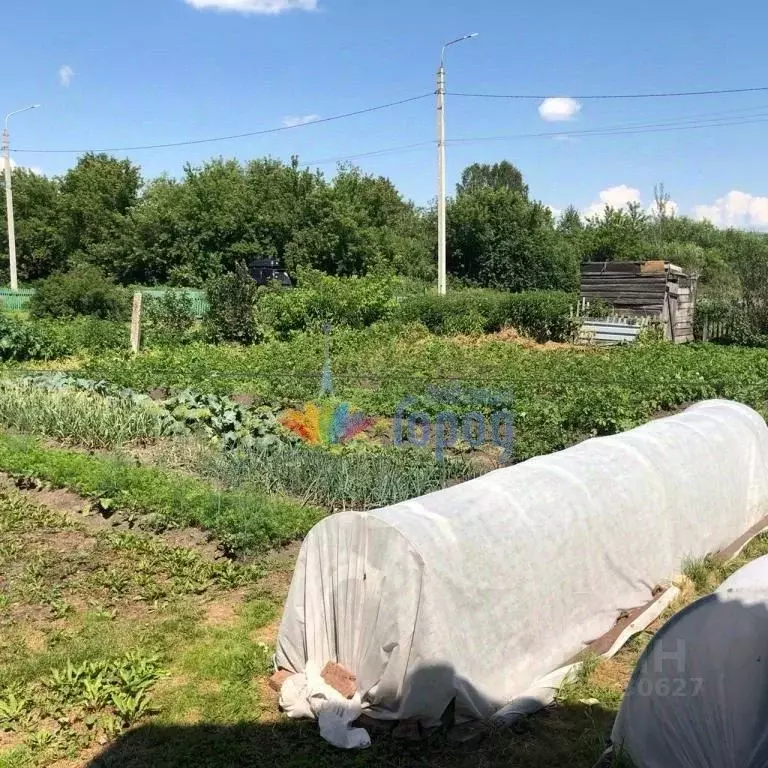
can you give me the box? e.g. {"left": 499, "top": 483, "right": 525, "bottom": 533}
{"left": 5, "top": 0, "right": 768, "bottom": 227}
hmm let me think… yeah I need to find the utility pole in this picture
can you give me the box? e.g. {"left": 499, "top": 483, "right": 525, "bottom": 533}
{"left": 3, "top": 105, "right": 40, "bottom": 291}
{"left": 437, "top": 34, "right": 478, "bottom": 296}
{"left": 2, "top": 128, "right": 17, "bottom": 292}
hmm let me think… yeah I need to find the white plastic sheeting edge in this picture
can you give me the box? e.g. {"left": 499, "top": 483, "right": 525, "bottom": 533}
{"left": 276, "top": 399, "right": 768, "bottom": 731}
{"left": 491, "top": 584, "right": 681, "bottom": 726}
{"left": 608, "top": 555, "right": 768, "bottom": 767}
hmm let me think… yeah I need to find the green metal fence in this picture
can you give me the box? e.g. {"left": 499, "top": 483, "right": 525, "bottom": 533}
{"left": 0, "top": 287, "right": 209, "bottom": 318}
{"left": 137, "top": 289, "right": 209, "bottom": 318}
{"left": 0, "top": 289, "right": 35, "bottom": 311}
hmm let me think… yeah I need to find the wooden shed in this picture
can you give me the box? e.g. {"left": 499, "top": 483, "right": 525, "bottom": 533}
{"left": 580, "top": 261, "right": 698, "bottom": 343}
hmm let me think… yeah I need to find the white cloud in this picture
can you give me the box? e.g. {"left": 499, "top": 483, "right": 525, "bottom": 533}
{"left": 184, "top": 0, "right": 317, "bottom": 14}
{"left": 693, "top": 191, "right": 768, "bottom": 230}
{"left": 282, "top": 114, "right": 320, "bottom": 127}
{"left": 1, "top": 158, "right": 42, "bottom": 175}
{"left": 59, "top": 65, "right": 74, "bottom": 87}
{"left": 581, "top": 185, "right": 681, "bottom": 220}
{"left": 538, "top": 97, "right": 582, "bottom": 122}
{"left": 648, "top": 199, "right": 679, "bottom": 219}
{"left": 583, "top": 185, "right": 642, "bottom": 218}
{"left": 546, "top": 205, "right": 562, "bottom": 219}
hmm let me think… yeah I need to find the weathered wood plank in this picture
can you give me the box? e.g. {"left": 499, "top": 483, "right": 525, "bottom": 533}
{"left": 581, "top": 291, "right": 666, "bottom": 298}
{"left": 581, "top": 287, "right": 666, "bottom": 295}
{"left": 588, "top": 294, "right": 664, "bottom": 307}
{"left": 130, "top": 293, "right": 142, "bottom": 354}
{"left": 581, "top": 282, "right": 667, "bottom": 291}
{"left": 582, "top": 275, "right": 667, "bottom": 283}
{"left": 582, "top": 262, "right": 644, "bottom": 275}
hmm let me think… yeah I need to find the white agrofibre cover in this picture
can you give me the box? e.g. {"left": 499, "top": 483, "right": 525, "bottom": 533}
{"left": 275, "top": 400, "right": 768, "bottom": 724}
{"left": 611, "top": 555, "right": 768, "bottom": 768}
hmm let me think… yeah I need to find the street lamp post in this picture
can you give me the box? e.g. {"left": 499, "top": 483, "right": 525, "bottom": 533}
{"left": 3, "top": 105, "right": 40, "bottom": 291}
{"left": 437, "top": 34, "right": 477, "bottom": 296}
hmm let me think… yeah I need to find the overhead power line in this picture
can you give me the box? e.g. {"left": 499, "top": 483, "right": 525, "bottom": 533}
{"left": 12, "top": 94, "right": 432, "bottom": 155}
{"left": 448, "top": 85, "right": 768, "bottom": 100}
{"left": 449, "top": 109, "right": 768, "bottom": 145}
{"left": 259, "top": 107, "right": 768, "bottom": 167}
{"left": 297, "top": 107, "right": 768, "bottom": 166}
{"left": 302, "top": 141, "right": 435, "bottom": 167}
{"left": 11, "top": 87, "right": 768, "bottom": 161}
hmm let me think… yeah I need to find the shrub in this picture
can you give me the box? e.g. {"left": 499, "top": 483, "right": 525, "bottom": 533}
{"left": 30, "top": 266, "right": 129, "bottom": 320}
{"left": 204, "top": 263, "right": 261, "bottom": 345}
{"left": 144, "top": 291, "right": 197, "bottom": 346}
{"left": 39, "top": 317, "right": 128, "bottom": 354}
{"left": 256, "top": 267, "right": 398, "bottom": 337}
{"left": 492, "top": 291, "right": 582, "bottom": 342}
{"left": 396, "top": 289, "right": 580, "bottom": 341}
{"left": 695, "top": 297, "right": 768, "bottom": 347}
{"left": 395, "top": 290, "right": 499, "bottom": 335}
{"left": 0, "top": 315, "right": 67, "bottom": 361}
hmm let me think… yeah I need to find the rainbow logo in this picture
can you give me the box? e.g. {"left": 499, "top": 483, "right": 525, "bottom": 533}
{"left": 280, "top": 401, "right": 376, "bottom": 446}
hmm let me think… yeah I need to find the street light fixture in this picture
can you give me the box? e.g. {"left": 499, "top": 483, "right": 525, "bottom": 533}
{"left": 3, "top": 104, "right": 41, "bottom": 291}
{"left": 437, "top": 34, "right": 478, "bottom": 296}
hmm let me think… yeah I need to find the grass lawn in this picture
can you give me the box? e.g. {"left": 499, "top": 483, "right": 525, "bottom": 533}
{"left": 2, "top": 474, "right": 766, "bottom": 768}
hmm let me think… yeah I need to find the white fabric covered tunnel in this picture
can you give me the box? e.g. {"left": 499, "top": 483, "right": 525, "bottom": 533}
{"left": 611, "top": 555, "right": 768, "bottom": 768}
{"left": 275, "top": 400, "right": 768, "bottom": 725}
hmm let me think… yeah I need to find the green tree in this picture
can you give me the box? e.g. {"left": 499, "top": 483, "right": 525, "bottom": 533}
{"left": 59, "top": 153, "right": 141, "bottom": 280}
{"left": 582, "top": 203, "right": 649, "bottom": 262}
{"left": 733, "top": 234, "right": 768, "bottom": 333}
{"left": 456, "top": 161, "right": 528, "bottom": 198}
{"left": 322, "top": 164, "right": 432, "bottom": 277}
{"left": 447, "top": 188, "right": 577, "bottom": 291}
{"left": 134, "top": 157, "right": 325, "bottom": 284}
{"left": 205, "top": 262, "right": 261, "bottom": 344}
{"left": 0, "top": 169, "right": 67, "bottom": 282}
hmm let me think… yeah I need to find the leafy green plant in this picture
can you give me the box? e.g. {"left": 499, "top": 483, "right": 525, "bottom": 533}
{"left": 42, "top": 652, "right": 164, "bottom": 730}
{"left": 110, "top": 690, "right": 153, "bottom": 725}
{"left": 144, "top": 291, "right": 198, "bottom": 346}
{"left": 30, "top": 266, "right": 130, "bottom": 320}
{"left": 256, "top": 267, "right": 398, "bottom": 337}
{"left": 0, "top": 315, "right": 67, "bottom": 362}
{"left": 0, "top": 434, "right": 323, "bottom": 555}
{"left": 25, "top": 729, "right": 56, "bottom": 750}
{"left": 38, "top": 317, "right": 128, "bottom": 354}
{"left": 0, "top": 685, "right": 30, "bottom": 729}
{"left": 14, "top": 374, "right": 291, "bottom": 452}
{"left": 204, "top": 262, "right": 261, "bottom": 344}
{"left": 395, "top": 288, "right": 582, "bottom": 341}
{"left": 80, "top": 673, "right": 112, "bottom": 711}
{"left": 164, "top": 389, "right": 290, "bottom": 451}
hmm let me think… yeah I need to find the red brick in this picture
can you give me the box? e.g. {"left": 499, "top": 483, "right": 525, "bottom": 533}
{"left": 268, "top": 669, "right": 294, "bottom": 692}
{"left": 321, "top": 662, "right": 357, "bottom": 699}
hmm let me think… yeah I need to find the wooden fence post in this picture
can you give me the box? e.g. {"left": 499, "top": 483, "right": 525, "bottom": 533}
{"left": 130, "top": 292, "right": 143, "bottom": 354}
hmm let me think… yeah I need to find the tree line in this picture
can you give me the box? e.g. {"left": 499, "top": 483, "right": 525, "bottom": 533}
{"left": 2, "top": 153, "right": 766, "bottom": 298}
